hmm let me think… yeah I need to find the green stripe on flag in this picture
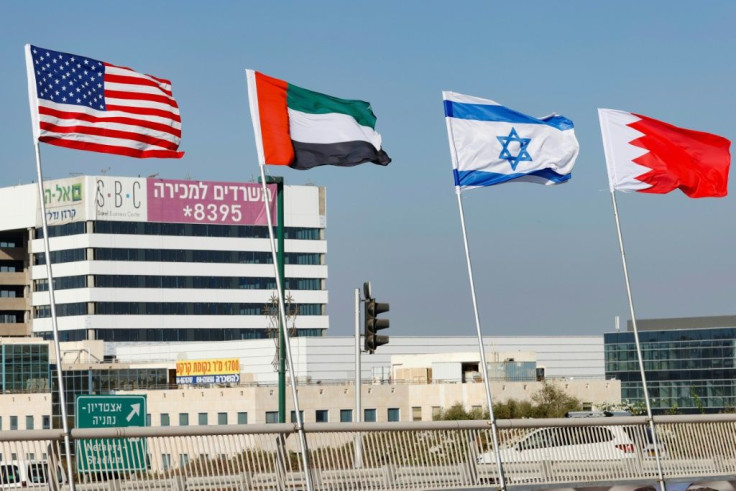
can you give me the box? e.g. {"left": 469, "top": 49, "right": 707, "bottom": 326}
{"left": 287, "top": 83, "right": 377, "bottom": 129}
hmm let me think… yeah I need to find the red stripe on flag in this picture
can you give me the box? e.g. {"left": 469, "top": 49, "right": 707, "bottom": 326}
{"left": 254, "top": 71, "right": 293, "bottom": 166}
{"left": 40, "top": 121, "right": 180, "bottom": 151}
{"left": 39, "top": 135, "right": 184, "bottom": 159}
{"left": 105, "top": 89, "right": 178, "bottom": 108}
{"left": 628, "top": 114, "right": 731, "bottom": 198}
{"left": 39, "top": 106, "right": 181, "bottom": 138}
{"left": 105, "top": 104, "right": 181, "bottom": 123}
{"left": 105, "top": 73, "right": 174, "bottom": 97}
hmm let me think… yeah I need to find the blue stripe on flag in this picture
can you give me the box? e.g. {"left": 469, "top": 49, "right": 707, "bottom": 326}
{"left": 444, "top": 101, "right": 574, "bottom": 131}
{"left": 454, "top": 168, "right": 571, "bottom": 188}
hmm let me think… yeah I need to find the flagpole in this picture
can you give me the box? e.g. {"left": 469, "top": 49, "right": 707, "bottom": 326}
{"left": 257, "top": 167, "right": 313, "bottom": 490}
{"left": 609, "top": 190, "right": 666, "bottom": 491}
{"left": 247, "top": 70, "right": 313, "bottom": 491}
{"left": 32, "top": 142, "right": 76, "bottom": 491}
{"left": 455, "top": 189, "right": 507, "bottom": 490}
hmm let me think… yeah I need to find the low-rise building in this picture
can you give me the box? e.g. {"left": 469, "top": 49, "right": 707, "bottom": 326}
{"left": 0, "top": 336, "right": 618, "bottom": 429}
{"left": 605, "top": 315, "right": 736, "bottom": 413}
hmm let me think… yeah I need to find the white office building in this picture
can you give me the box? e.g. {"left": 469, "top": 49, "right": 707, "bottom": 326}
{"left": 109, "top": 335, "right": 605, "bottom": 383}
{"left": 0, "top": 175, "right": 327, "bottom": 342}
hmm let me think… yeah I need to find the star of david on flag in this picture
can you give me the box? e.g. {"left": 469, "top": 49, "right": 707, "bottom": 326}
{"left": 497, "top": 128, "right": 532, "bottom": 170}
{"left": 443, "top": 91, "right": 579, "bottom": 190}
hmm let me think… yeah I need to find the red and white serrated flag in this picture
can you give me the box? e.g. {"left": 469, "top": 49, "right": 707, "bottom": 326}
{"left": 598, "top": 108, "right": 730, "bottom": 198}
{"left": 25, "top": 44, "right": 183, "bottom": 159}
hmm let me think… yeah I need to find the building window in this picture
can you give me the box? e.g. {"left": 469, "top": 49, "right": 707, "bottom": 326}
{"left": 34, "top": 302, "right": 87, "bottom": 318}
{"left": 146, "top": 414, "right": 151, "bottom": 426}
{"left": 161, "top": 413, "right": 170, "bottom": 426}
{"left": 179, "top": 454, "right": 189, "bottom": 468}
{"left": 10, "top": 416, "right": 17, "bottom": 431}
{"left": 412, "top": 407, "right": 422, "bottom": 421}
{"left": 290, "top": 410, "right": 304, "bottom": 423}
{"left": 315, "top": 410, "right": 328, "bottom": 423}
{"left": 432, "top": 406, "right": 442, "bottom": 420}
{"left": 86, "top": 300, "right": 324, "bottom": 317}
{"left": 265, "top": 411, "right": 279, "bottom": 424}
{"left": 340, "top": 409, "right": 352, "bottom": 423}
{"left": 388, "top": 408, "right": 400, "bottom": 422}
{"left": 179, "top": 413, "right": 189, "bottom": 426}
{"left": 198, "top": 413, "right": 208, "bottom": 426}
{"left": 237, "top": 412, "right": 248, "bottom": 425}
{"left": 364, "top": 409, "right": 376, "bottom": 423}
{"left": 218, "top": 413, "right": 228, "bottom": 425}
{"left": 25, "top": 416, "right": 34, "bottom": 430}
{"left": 42, "top": 416, "right": 50, "bottom": 430}
{"left": 161, "top": 454, "right": 171, "bottom": 471}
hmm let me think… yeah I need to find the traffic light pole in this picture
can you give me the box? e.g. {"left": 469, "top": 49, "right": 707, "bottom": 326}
{"left": 354, "top": 288, "right": 363, "bottom": 467}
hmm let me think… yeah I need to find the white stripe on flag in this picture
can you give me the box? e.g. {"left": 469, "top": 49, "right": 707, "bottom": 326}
{"left": 38, "top": 100, "right": 181, "bottom": 129}
{"left": 104, "top": 95, "right": 180, "bottom": 114}
{"left": 39, "top": 131, "right": 175, "bottom": 152}
{"left": 38, "top": 118, "right": 181, "bottom": 145}
{"left": 598, "top": 109, "right": 651, "bottom": 192}
{"left": 451, "top": 119, "right": 578, "bottom": 176}
{"left": 288, "top": 109, "right": 382, "bottom": 149}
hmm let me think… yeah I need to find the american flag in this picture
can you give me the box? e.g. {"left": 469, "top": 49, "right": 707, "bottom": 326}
{"left": 25, "top": 44, "right": 183, "bottom": 159}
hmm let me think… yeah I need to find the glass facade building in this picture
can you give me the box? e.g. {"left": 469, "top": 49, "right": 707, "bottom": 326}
{"left": 605, "top": 327, "right": 736, "bottom": 414}
{"left": 0, "top": 343, "right": 50, "bottom": 393}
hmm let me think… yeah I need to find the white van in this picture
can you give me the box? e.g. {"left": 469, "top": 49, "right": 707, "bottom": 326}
{"left": 477, "top": 426, "right": 638, "bottom": 464}
{"left": 0, "top": 461, "right": 66, "bottom": 489}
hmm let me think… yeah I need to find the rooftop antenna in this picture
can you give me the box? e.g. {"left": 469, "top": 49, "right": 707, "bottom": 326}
{"left": 615, "top": 315, "right": 620, "bottom": 332}
{"left": 147, "top": 173, "right": 159, "bottom": 179}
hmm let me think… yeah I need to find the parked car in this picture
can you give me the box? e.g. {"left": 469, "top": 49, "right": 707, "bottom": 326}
{"left": 0, "top": 460, "right": 66, "bottom": 489}
{"left": 565, "top": 410, "right": 633, "bottom": 418}
{"left": 476, "top": 426, "right": 638, "bottom": 464}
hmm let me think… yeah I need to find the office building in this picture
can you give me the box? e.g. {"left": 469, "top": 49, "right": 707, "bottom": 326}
{"left": 0, "top": 175, "right": 327, "bottom": 342}
{"left": 604, "top": 315, "right": 736, "bottom": 413}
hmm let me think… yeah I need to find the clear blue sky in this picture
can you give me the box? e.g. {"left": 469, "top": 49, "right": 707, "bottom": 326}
{"left": 1, "top": 2, "right": 734, "bottom": 338}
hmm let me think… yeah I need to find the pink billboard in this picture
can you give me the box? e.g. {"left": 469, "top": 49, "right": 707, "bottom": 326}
{"left": 147, "top": 179, "right": 277, "bottom": 226}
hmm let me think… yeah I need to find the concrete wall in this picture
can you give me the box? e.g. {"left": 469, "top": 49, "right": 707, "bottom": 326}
{"left": 121, "top": 378, "right": 620, "bottom": 426}
{"left": 0, "top": 393, "right": 52, "bottom": 430}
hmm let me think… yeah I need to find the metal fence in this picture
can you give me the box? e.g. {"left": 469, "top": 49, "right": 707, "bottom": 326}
{"left": 2, "top": 414, "right": 736, "bottom": 490}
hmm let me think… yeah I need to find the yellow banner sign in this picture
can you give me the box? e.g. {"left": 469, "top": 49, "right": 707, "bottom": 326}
{"left": 177, "top": 358, "right": 239, "bottom": 376}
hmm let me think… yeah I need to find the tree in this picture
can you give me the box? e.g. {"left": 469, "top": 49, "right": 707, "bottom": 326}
{"left": 436, "top": 403, "right": 477, "bottom": 420}
{"left": 493, "top": 398, "right": 534, "bottom": 419}
{"left": 435, "top": 382, "right": 582, "bottom": 420}
{"left": 530, "top": 382, "right": 581, "bottom": 418}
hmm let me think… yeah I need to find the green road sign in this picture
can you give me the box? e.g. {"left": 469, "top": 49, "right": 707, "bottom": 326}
{"left": 75, "top": 395, "right": 147, "bottom": 473}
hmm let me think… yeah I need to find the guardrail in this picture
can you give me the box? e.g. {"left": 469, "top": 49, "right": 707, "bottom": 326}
{"left": 2, "top": 414, "right": 736, "bottom": 490}
{"left": 0, "top": 375, "right": 608, "bottom": 394}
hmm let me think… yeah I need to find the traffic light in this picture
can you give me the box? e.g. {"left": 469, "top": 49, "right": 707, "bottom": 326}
{"left": 364, "top": 297, "right": 389, "bottom": 354}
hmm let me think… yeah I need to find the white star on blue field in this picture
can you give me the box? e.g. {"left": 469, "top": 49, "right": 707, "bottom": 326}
{"left": 497, "top": 128, "right": 532, "bottom": 170}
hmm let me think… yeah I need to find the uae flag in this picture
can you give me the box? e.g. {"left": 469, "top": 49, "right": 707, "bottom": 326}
{"left": 247, "top": 70, "right": 390, "bottom": 170}
{"left": 598, "top": 108, "right": 730, "bottom": 198}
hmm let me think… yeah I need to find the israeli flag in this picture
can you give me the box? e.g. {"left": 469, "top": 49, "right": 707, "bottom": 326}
{"left": 443, "top": 91, "right": 579, "bottom": 191}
